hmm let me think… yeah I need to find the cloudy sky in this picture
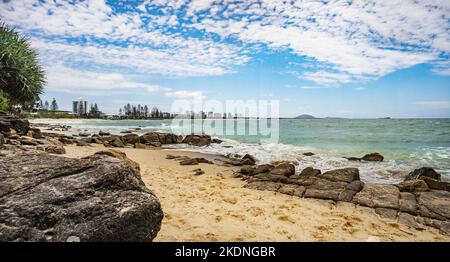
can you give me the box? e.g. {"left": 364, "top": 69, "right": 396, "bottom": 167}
{"left": 1, "top": 0, "right": 449, "bottom": 117}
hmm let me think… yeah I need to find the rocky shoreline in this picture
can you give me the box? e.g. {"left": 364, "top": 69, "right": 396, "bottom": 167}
{"left": 1, "top": 113, "right": 450, "bottom": 240}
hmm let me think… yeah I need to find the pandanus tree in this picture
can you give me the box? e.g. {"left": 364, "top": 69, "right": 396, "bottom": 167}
{"left": 0, "top": 22, "right": 45, "bottom": 110}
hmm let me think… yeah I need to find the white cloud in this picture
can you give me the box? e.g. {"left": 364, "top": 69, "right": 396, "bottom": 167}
{"left": 416, "top": 101, "right": 450, "bottom": 109}
{"left": 164, "top": 90, "right": 205, "bottom": 100}
{"left": 0, "top": 0, "right": 448, "bottom": 89}
{"left": 146, "top": 85, "right": 160, "bottom": 94}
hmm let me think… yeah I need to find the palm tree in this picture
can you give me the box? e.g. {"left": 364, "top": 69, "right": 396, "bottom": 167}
{"left": 0, "top": 22, "right": 45, "bottom": 109}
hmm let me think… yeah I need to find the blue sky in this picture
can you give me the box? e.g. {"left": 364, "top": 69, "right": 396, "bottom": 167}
{"left": 0, "top": 0, "right": 449, "bottom": 118}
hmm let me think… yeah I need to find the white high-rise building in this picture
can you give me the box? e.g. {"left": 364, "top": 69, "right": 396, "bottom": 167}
{"left": 72, "top": 98, "right": 88, "bottom": 115}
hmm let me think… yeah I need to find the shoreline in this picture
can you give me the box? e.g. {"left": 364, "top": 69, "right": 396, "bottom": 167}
{"left": 63, "top": 144, "right": 449, "bottom": 241}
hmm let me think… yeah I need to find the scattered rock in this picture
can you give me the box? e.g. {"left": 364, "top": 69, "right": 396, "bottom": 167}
{"left": 242, "top": 154, "right": 256, "bottom": 164}
{"left": 345, "top": 157, "right": 361, "bottom": 161}
{"left": 122, "top": 133, "right": 139, "bottom": 144}
{"left": 192, "top": 169, "right": 205, "bottom": 176}
{"left": 78, "top": 132, "right": 90, "bottom": 137}
{"left": 120, "top": 130, "right": 132, "bottom": 134}
{"left": 0, "top": 152, "right": 163, "bottom": 241}
{"left": 212, "top": 138, "right": 223, "bottom": 144}
{"left": 99, "top": 131, "right": 110, "bottom": 136}
{"left": 241, "top": 158, "right": 255, "bottom": 166}
{"left": 179, "top": 158, "right": 199, "bottom": 165}
{"left": 405, "top": 167, "right": 441, "bottom": 181}
{"left": 27, "top": 128, "right": 43, "bottom": 139}
{"left": 302, "top": 152, "right": 315, "bottom": 156}
{"left": 361, "top": 152, "right": 384, "bottom": 162}
{"left": 182, "top": 134, "right": 211, "bottom": 146}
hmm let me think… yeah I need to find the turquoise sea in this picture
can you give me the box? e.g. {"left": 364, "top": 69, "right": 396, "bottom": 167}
{"left": 33, "top": 118, "right": 450, "bottom": 183}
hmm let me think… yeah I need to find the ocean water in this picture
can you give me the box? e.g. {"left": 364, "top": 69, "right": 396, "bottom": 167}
{"left": 32, "top": 118, "right": 450, "bottom": 183}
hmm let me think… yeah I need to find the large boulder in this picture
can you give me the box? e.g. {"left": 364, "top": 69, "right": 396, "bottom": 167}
{"left": 182, "top": 134, "right": 211, "bottom": 146}
{"left": 318, "top": 168, "right": 360, "bottom": 183}
{"left": 353, "top": 184, "right": 400, "bottom": 209}
{"left": 140, "top": 132, "right": 181, "bottom": 145}
{"left": 0, "top": 115, "right": 30, "bottom": 136}
{"left": 361, "top": 152, "right": 384, "bottom": 162}
{"left": 0, "top": 152, "right": 163, "bottom": 242}
{"left": 269, "top": 163, "right": 295, "bottom": 177}
{"left": 405, "top": 167, "right": 441, "bottom": 181}
{"left": 122, "top": 133, "right": 139, "bottom": 144}
{"left": 416, "top": 191, "right": 450, "bottom": 221}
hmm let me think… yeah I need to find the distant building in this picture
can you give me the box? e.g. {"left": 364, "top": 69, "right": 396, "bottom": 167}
{"left": 72, "top": 98, "right": 88, "bottom": 115}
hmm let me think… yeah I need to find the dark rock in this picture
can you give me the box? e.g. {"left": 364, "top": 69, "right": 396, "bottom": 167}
{"left": 318, "top": 168, "right": 360, "bottom": 183}
{"left": 241, "top": 158, "right": 255, "bottom": 166}
{"left": 182, "top": 134, "right": 211, "bottom": 146}
{"left": 140, "top": 132, "right": 181, "bottom": 145}
{"left": 421, "top": 177, "right": 450, "bottom": 191}
{"left": 361, "top": 152, "right": 384, "bottom": 161}
{"left": 353, "top": 184, "right": 400, "bottom": 209}
{"left": 179, "top": 158, "right": 199, "bottom": 165}
{"left": 0, "top": 152, "right": 163, "bottom": 242}
{"left": 254, "top": 164, "right": 273, "bottom": 174}
{"left": 109, "top": 137, "right": 125, "bottom": 148}
{"left": 269, "top": 163, "right": 295, "bottom": 177}
{"left": 242, "top": 154, "right": 256, "bottom": 164}
{"left": 192, "top": 169, "right": 205, "bottom": 176}
{"left": 7, "top": 117, "right": 30, "bottom": 135}
{"left": 165, "top": 154, "right": 180, "bottom": 160}
{"left": 345, "top": 157, "right": 361, "bottom": 161}
{"left": 122, "top": 134, "right": 139, "bottom": 144}
{"left": 120, "top": 130, "right": 132, "bottom": 134}
{"left": 99, "top": 131, "right": 110, "bottom": 136}
{"left": 75, "top": 140, "right": 90, "bottom": 147}
{"left": 405, "top": 167, "right": 441, "bottom": 181}
{"left": 240, "top": 165, "right": 255, "bottom": 175}
{"left": 28, "top": 128, "right": 43, "bottom": 139}
{"left": 250, "top": 173, "right": 288, "bottom": 183}
{"left": 78, "top": 132, "right": 90, "bottom": 137}
{"left": 299, "top": 167, "right": 321, "bottom": 177}
{"left": 416, "top": 191, "right": 450, "bottom": 221}
{"left": 396, "top": 179, "right": 429, "bottom": 192}
{"left": 212, "top": 138, "right": 223, "bottom": 144}
{"left": 0, "top": 133, "right": 4, "bottom": 147}
{"left": 18, "top": 137, "right": 39, "bottom": 146}
{"left": 302, "top": 152, "right": 315, "bottom": 156}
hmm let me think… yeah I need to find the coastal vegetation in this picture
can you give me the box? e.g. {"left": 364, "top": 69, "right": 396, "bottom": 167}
{"left": 0, "top": 22, "right": 45, "bottom": 111}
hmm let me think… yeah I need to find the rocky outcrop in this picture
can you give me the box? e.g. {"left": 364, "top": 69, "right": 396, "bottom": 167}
{"left": 346, "top": 152, "right": 384, "bottom": 162}
{"left": 405, "top": 167, "right": 441, "bottom": 181}
{"left": 139, "top": 132, "right": 181, "bottom": 147}
{"left": 182, "top": 134, "right": 211, "bottom": 146}
{"left": 361, "top": 152, "right": 384, "bottom": 161}
{"left": 269, "top": 163, "right": 296, "bottom": 177}
{"left": 0, "top": 113, "right": 30, "bottom": 136}
{"left": 0, "top": 151, "right": 163, "bottom": 242}
{"left": 242, "top": 165, "right": 450, "bottom": 235}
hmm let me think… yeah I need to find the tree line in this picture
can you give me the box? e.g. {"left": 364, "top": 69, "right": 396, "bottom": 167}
{"left": 119, "top": 104, "right": 174, "bottom": 119}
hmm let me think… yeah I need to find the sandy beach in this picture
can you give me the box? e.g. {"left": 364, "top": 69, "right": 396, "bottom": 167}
{"left": 63, "top": 144, "right": 449, "bottom": 242}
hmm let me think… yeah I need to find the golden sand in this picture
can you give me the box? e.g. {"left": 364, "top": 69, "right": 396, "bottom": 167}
{"left": 64, "top": 144, "right": 449, "bottom": 242}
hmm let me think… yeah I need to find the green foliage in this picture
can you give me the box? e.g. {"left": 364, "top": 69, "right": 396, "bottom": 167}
{"left": 0, "top": 21, "right": 45, "bottom": 108}
{"left": 0, "top": 90, "right": 9, "bottom": 111}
